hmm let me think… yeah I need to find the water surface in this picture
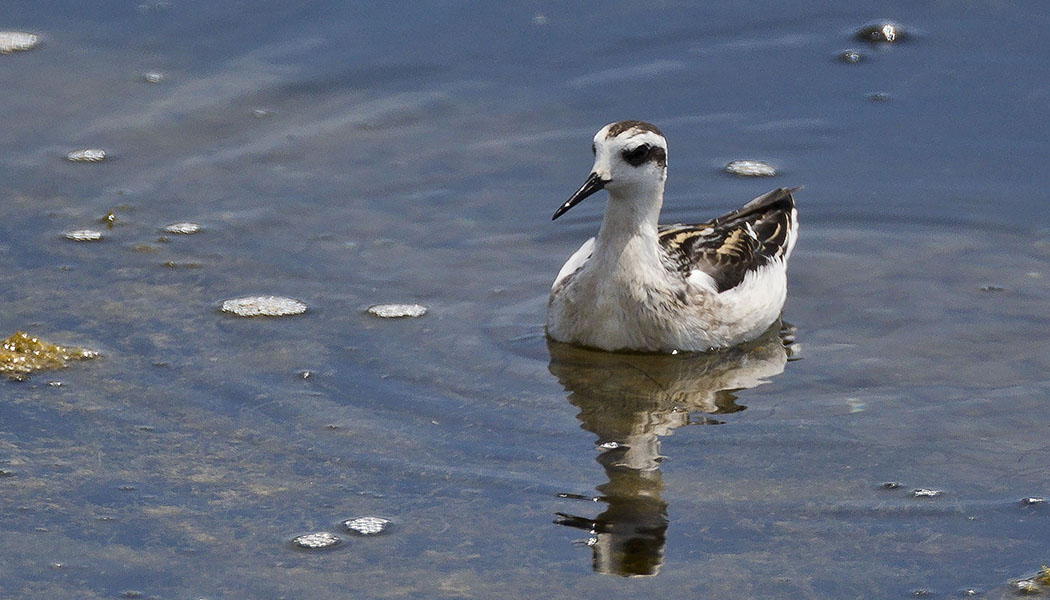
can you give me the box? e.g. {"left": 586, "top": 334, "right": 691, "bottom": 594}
{"left": 2, "top": 2, "right": 1050, "bottom": 598}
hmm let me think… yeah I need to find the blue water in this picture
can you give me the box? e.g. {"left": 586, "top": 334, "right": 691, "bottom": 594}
{"left": 2, "top": 2, "right": 1050, "bottom": 598}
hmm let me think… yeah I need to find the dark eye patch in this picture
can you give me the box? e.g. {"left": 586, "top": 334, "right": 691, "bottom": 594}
{"left": 621, "top": 144, "right": 651, "bottom": 166}
{"left": 591, "top": 143, "right": 596, "bottom": 156}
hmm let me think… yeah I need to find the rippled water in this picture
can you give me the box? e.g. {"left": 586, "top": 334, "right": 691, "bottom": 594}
{"left": 2, "top": 2, "right": 1050, "bottom": 598}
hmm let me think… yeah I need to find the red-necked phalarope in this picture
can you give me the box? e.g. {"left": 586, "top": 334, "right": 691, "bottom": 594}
{"left": 546, "top": 120, "right": 799, "bottom": 353}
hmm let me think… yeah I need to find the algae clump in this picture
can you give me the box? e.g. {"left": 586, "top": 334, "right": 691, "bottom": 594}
{"left": 0, "top": 331, "right": 99, "bottom": 380}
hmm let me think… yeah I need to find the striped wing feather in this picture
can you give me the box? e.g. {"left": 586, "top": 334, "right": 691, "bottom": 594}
{"left": 658, "top": 187, "right": 797, "bottom": 293}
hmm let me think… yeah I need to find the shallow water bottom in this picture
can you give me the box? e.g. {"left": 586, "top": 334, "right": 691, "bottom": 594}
{"left": 2, "top": 219, "right": 1049, "bottom": 599}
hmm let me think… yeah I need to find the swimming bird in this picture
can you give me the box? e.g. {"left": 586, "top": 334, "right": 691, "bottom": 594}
{"left": 546, "top": 120, "right": 798, "bottom": 353}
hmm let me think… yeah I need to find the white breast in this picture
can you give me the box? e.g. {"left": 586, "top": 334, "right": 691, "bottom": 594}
{"left": 552, "top": 237, "right": 594, "bottom": 290}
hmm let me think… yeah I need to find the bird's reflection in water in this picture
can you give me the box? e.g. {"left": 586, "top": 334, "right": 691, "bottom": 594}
{"left": 547, "top": 324, "right": 796, "bottom": 577}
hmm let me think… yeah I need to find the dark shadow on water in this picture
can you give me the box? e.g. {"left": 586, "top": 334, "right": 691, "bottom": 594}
{"left": 546, "top": 324, "right": 794, "bottom": 577}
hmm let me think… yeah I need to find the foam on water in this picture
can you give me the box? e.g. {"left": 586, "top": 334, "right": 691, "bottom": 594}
{"left": 221, "top": 296, "right": 307, "bottom": 317}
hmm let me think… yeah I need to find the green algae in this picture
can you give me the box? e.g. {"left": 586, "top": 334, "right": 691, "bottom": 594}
{"left": 0, "top": 331, "right": 99, "bottom": 380}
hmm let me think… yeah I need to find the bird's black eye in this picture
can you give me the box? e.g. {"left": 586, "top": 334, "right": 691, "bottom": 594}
{"left": 591, "top": 143, "right": 596, "bottom": 156}
{"left": 622, "top": 144, "right": 651, "bottom": 166}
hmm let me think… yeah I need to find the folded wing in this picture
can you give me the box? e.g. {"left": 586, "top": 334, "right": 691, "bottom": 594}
{"left": 658, "top": 187, "right": 798, "bottom": 293}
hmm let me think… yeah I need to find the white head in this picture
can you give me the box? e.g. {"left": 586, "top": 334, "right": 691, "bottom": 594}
{"left": 552, "top": 120, "right": 668, "bottom": 220}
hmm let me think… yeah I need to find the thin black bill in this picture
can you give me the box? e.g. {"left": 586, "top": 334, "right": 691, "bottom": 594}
{"left": 552, "top": 172, "right": 607, "bottom": 221}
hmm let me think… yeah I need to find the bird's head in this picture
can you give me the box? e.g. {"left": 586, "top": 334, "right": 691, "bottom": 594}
{"left": 553, "top": 120, "right": 668, "bottom": 220}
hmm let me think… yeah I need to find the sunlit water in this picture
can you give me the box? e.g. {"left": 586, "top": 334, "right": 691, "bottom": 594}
{"left": 2, "top": 2, "right": 1050, "bottom": 598}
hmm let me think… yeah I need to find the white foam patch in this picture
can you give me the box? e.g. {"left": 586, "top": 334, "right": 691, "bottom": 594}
{"left": 66, "top": 149, "right": 106, "bottom": 162}
{"left": 222, "top": 296, "right": 307, "bottom": 317}
{"left": 725, "top": 160, "right": 776, "bottom": 177}
{"left": 163, "top": 222, "right": 201, "bottom": 234}
{"left": 292, "top": 532, "right": 340, "bottom": 549}
{"left": 343, "top": 516, "right": 392, "bottom": 535}
{"left": 367, "top": 304, "right": 427, "bottom": 318}
{"left": 64, "top": 229, "right": 103, "bottom": 242}
{"left": 0, "top": 32, "right": 38, "bottom": 53}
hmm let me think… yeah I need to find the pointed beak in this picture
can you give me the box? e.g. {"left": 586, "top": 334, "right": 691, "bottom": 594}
{"left": 552, "top": 172, "right": 608, "bottom": 221}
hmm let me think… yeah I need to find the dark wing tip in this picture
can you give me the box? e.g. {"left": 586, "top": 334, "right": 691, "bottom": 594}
{"left": 731, "top": 186, "right": 798, "bottom": 217}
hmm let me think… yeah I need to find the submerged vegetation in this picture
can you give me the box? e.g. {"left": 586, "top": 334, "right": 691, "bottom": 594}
{"left": 0, "top": 331, "right": 99, "bottom": 380}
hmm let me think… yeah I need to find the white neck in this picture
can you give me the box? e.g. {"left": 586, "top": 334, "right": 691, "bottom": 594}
{"left": 592, "top": 181, "right": 666, "bottom": 280}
